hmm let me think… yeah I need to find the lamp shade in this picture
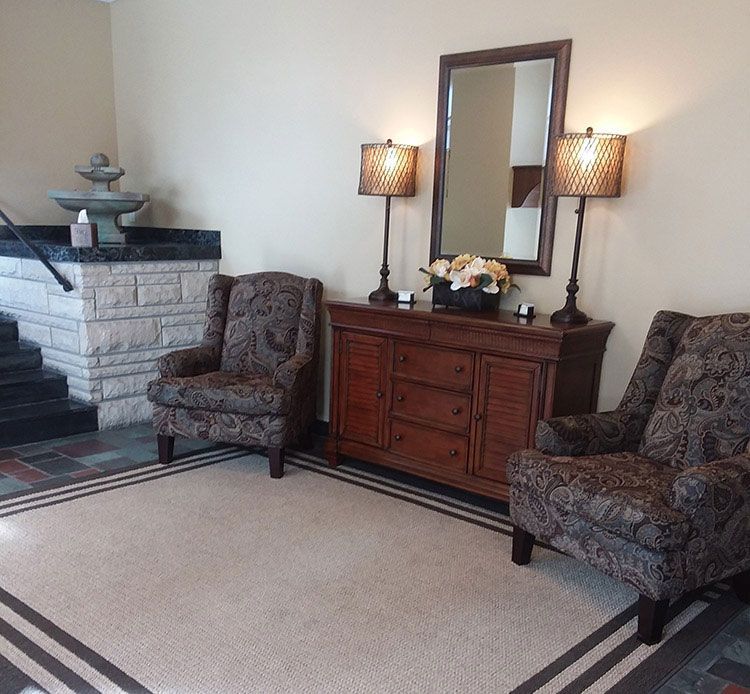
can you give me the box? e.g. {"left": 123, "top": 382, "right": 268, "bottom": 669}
{"left": 358, "top": 139, "right": 418, "bottom": 197}
{"left": 551, "top": 127, "right": 626, "bottom": 198}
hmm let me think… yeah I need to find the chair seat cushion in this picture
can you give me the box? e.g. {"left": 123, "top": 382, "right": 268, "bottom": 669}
{"left": 507, "top": 450, "right": 692, "bottom": 551}
{"left": 147, "top": 371, "right": 290, "bottom": 416}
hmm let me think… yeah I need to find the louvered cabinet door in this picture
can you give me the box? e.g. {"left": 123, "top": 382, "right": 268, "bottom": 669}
{"left": 338, "top": 332, "right": 388, "bottom": 448}
{"left": 472, "top": 355, "right": 542, "bottom": 483}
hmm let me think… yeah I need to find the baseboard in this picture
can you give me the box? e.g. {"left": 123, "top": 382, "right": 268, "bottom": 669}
{"left": 312, "top": 419, "right": 329, "bottom": 436}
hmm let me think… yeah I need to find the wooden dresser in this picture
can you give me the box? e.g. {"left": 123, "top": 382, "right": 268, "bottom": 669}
{"left": 325, "top": 299, "right": 614, "bottom": 501}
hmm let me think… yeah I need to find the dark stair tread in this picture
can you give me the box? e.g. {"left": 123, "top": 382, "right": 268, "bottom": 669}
{"left": 0, "top": 398, "right": 98, "bottom": 447}
{"left": 0, "top": 369, "right": 67, "bottom": 387}
{"left": 0, "top": 398, "right": 96, "bottom": 422}
{"left": 0, "top": 346, "right": 42, "bottom": 373}
{"left": 0, "top": 340, "right": 43, "bottom": 355}
{"left": 0, "top": 319, "right": 19, "bottom": 343}
{"left": 0, "top": 370, "right": 69, "bottom": 407}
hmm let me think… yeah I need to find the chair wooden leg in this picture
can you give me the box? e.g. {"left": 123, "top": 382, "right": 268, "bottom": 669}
{"left": 732, "top": 570, "right": 750, "bottom": 604}
{"left": 637, "top": 595, "right": 669, "bottom": 645}
{"left": 269, "top": 447, "right": 284, "bottom": 478}
{"left": 511, "top": 526, "right": 535, "bottom": 566}
{"left": 157, "top": 435, "right": 175, "bottom": 465}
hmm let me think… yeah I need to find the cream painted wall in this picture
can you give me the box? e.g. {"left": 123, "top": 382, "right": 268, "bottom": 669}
{"left": 0, "top": 0, "right": 118, "bottom": 224}
{"left": 108, "top": 0, "right": 750, "bottom": 416}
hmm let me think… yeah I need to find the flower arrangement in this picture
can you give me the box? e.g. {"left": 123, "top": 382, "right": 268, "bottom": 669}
{"left": 419, "top": 254, "right": 514, "bottom": 294}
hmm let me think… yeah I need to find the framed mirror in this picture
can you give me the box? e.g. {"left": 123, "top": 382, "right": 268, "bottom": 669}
{"left": 429, "top": 40, "right": 571, "bottom": 275}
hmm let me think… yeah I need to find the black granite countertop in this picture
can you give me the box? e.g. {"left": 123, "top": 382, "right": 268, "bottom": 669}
{"left": 0, "top": 226, "right": 221, "bottom": 262}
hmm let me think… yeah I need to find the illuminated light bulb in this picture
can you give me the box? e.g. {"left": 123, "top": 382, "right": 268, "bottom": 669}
{"left": 384, "top": 147, "right": 399, "bottom": 173}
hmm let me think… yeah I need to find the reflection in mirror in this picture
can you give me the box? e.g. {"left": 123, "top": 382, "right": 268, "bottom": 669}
{"left": 430, "top": 41, "right": 571, "bottom": 275}
{"left": 441, "top": 59, "right": 553, "bottom": 260}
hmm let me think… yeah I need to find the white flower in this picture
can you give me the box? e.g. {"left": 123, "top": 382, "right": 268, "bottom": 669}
{"left": 429, "top": 258, "right": 451, "bottom": 278}
{"left": 449, "top": 268, "right": 473, "bottom": 290}
{"left": 467, "top": 256, "right": 487, "bottom": 275}
{"left": 482, "top": 281, "right": 500, "bottom": 294}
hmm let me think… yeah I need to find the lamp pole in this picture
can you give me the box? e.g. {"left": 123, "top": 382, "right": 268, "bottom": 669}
{"left": 369, "top": 195, "right": 397, "bottom": 302}
{"left": 551, "top": 195, "right": 589, "bottom": 324}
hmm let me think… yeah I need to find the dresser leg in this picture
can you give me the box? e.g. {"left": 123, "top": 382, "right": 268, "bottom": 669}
{"left": 511, "top": 526, "right": 535, "bottom": 565}
{"left": 324, "top": 439, "right": 341, "bottom": 467}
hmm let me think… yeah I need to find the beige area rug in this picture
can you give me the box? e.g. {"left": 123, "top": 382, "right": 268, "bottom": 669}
{"left": 0, "top": 446, "right": 744, "bottom": 693}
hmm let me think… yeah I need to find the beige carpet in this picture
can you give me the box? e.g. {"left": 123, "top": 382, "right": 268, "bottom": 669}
{"left": 0, "top": 447, "right": 742, "bottom": 693}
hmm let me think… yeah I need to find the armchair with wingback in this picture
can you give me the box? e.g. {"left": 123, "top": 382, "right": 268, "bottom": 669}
{"left": 507, "top": 311, "right": 750, "bottom": 644}
{"left": 147, "top": 272, "right": 323, "bottom": 478}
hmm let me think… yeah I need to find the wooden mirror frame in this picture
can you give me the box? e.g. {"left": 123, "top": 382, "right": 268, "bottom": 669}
{"left": 429, "top": 39, "right": 572, "bottom": 276}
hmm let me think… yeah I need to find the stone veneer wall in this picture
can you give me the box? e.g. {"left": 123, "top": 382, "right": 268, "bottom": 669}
{"left": 0, "top": 256, "right": 217, "bottom": 428}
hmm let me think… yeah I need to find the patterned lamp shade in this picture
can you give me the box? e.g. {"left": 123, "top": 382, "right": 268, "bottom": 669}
{"left": 359, "top": 139, "right": 418, "bottom": 197}
{"left": 551, "top": 127, "right": 626, "bottom": 198}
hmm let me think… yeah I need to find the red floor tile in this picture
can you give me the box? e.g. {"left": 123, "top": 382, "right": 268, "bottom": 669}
{"left": 722, "top": 685, "right": 750, "bottom": 694}
{"left": 52, "top": 440, "right": 117, "bottom": 458}
{"left": 70, "top": 468, "right": 101, "bottom": 478}
{"left": 12, "top": 468, "right": 51, "bottom": 483}
{"left": 0, "top": 459, "right": 27, "bottom": 473}
{"left": 0, "top": 449, "right": 19, "bottom": 462}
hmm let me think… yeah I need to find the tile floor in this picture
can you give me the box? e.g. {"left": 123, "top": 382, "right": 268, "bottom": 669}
{"left": 657, "top": 608, "right": 750, "bottom": 693}
{"left": 0, "top": 424, "right": 748, "bottom": 693}
{"left": 0, "top": 424, "right": 213, "bottom": 498}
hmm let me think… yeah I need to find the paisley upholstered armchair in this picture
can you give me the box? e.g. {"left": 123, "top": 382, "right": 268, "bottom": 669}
{"left": 147, "top": 272, "right": 323, "bottom": 478}
{"left": 507, "top": 311, "right": 750, "bottom": 644}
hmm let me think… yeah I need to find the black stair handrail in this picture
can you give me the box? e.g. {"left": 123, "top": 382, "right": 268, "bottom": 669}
{"left": 0, "top": 208, "right": 73, "bottom": 292}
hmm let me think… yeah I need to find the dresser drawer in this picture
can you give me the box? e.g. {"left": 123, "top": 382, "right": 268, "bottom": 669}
{"left": 391, "top": 380, "right": 471, "bottom": 433}
{"left": 393, "top": 342, "right": 473, "bottom": 390}
{"left": 388, "top": 420, "right": 468, "bottom": 472}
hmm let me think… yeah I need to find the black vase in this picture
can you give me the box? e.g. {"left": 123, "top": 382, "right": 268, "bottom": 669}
{"left": 431, "top": 281, "right": 501, "bottom": 311}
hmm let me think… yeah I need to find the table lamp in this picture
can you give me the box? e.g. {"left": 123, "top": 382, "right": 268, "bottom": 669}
{"left": 550, "top": 127, "right": 626, "bottom": 324}
{"left": 359, "top": 139, "right": 418, "bottom": 302}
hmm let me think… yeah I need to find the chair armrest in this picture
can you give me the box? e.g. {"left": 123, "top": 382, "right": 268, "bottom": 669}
{"left": 273, "top": 354, "right": 313, "bottom": 389}
{"left": 535, "top": 410, "right": 648, "bottom": 457}
{"left": 669, "top": 454, "right": 750, "bottom": 534}
{"left": 157, "top": 346, "right": 220, "bottom": 378}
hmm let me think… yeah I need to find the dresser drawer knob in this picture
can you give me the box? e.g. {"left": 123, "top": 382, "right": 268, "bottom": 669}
{"left": 396, "top": 395, "right": 405, "bottom": 402}
{"left": 376, "top": 391, "right": 383, "bottom": 399}
{"left": 394, "top": 434, "right": 403, "bottom": 441}
{"left": 451, "top": 407, "right": 460, "bottom": 415}
{"left": 454, "top": 365, "right": 463, "bottom": 373}
{"left": 449, "top": 449, "right": 458, "bottom": 457}
{"left": 398, "top": 355, "right": 407, "bottom": 363}
{"left": 474, "top": 413, "right": 482, "bottom": 421}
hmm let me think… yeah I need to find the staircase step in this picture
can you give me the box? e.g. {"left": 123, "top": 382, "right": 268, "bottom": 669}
{"left": 0, "top": 319, "right": 18, "bottom": 343}
{"left": 0, "top": 369, "right": 69, "bottom": 407}
{"left": 0, "top": 346, "right": 42, "bottom": 373}
{"left": 0, "top": 341, "right": 21, "bottom": 355}
{"left": 0, "top": 398, "right": 98, "bottom": 447}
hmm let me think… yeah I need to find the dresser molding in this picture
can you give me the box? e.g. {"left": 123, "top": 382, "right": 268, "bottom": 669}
{"left": 326, "top": 298, "right": 614, "bottom": 501}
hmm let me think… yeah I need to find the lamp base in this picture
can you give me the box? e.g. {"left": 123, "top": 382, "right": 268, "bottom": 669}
{"left": 550, "top": 278, "right": 589, "bottom": 324}
{"left": 550, "top": 305, "right": 590, "bottom": 324}
{"left": 368, "top": 281, "right": 397, "bottom": 303}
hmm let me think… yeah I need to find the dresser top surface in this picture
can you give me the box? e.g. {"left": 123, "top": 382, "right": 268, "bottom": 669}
{"left": 327, "top": 297, "right": 614, "bottom": 336}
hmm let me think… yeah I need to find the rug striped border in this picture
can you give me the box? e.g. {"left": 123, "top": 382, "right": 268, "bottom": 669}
{"left": 0, "top": 446, "right": 745, "bottom": 693}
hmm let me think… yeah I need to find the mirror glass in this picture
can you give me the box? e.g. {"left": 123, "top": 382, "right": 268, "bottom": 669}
{"left": 430, "top": 41, "right": 571, "bottom": 275}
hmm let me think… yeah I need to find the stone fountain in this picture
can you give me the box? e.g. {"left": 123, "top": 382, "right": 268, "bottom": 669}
{"left": 48, "top": 153, "right": 150, "bottom": 244}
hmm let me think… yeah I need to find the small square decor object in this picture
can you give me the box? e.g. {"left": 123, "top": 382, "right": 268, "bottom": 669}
{"left": 515, "top": 302, "right": 535, "bottom": 318}
{"left": 397, "top": 290, "right": 415, "bottom": 304}
{"left": 70, "top": 223, "right": 98, "bottom": 248}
